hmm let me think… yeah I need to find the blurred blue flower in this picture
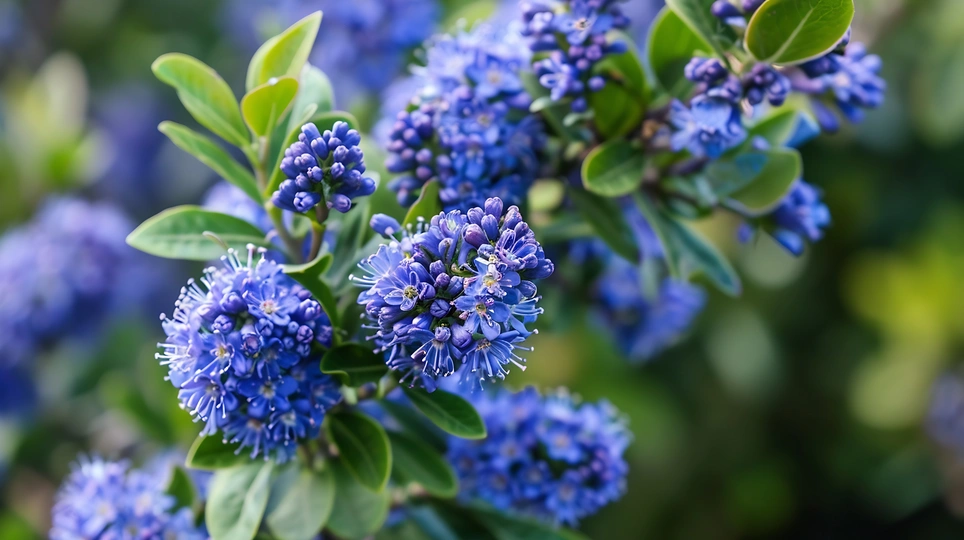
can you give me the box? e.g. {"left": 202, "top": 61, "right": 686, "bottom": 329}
{"left": 273, "top": 121, "right": 376, "bottom": 214}
{"left": 0, "top": 366, "right": 37, "bottom": 417}
{"left": 740, "top": 179, "right": 830, "bottom": 256}
{"left": 354, "top": 198, "right": 553, "bottom": 391}
{"left": 158, "top": 246, "right": 342, "bottom": 461}
{"left": 928, "top": 372, "right": 964, "bottom": 450}
{"left": 448, "top": 387, "right": 631, "bottom": 526}
{"left": 50, "top": 456, "right": 205, "bottom": 540}
{"left": 792, "top": 41, "right": 886, "bottom": 131}
{"left": 668, "top": 96, "right": 746, "bottom": 158}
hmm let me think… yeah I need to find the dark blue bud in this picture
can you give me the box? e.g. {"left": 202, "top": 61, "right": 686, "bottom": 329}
{"left": 371, "top": 214, "right": 402, "bottom": 237}
{"left": 212, "top": 314, "right": 234, "bottom": 333}
{"left": 241, "top": 333, "right": 262, "bottom": 356}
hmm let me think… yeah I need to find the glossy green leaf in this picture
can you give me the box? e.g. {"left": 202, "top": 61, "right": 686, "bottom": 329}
{"left": 581, "top": 140, "right": 646, "bottom": 197}
{"left": 706, "top": 149, "right": 801, "bottom": 214}
{"left": 471, "top": 504, "right": 587, "bottom": 540}
{"left": 265, "top": 110, "right": 360, "bottom": 199}
{"left": 326, "top": 459, "right": 390, "bottom": 538}
{"left": 569, "top": 189, "right": 640, "bottom": 262}
{"left": 282, "top": 252, "right": 339, "bottom": 326}
{"left": 286, "top": 65, "right": 334, "bottom": 137}
{"left": 321, "top": 343, "right": 388, "bottom": 387}
{"left": 665, "top": 0, "right": 737, "bottom": 59}
{"left": 265, "top": 463, "right": 335, "bottom": 540}
{"left": 746, "top": 108, "right": 799, "bottom": 147}
{"left": 152, "top": 53, "right": 248, "bottom": 147}
{"left": 407, "top": 506, "right": 462, "bottom": 540}
{"left": 402, "top": 180, "right": 442, "bottom": 227}
{"left": 326, "top": 411, "right": 392, "bottom": 492}
{"left": 648, "top": 7, "right": 712, "bottom": 98}
{"left": 746, "top": 0, "right": 854, "bottom": 65}
{"left": 242, "top": 76, "right": 299, "bottom": 137}
{"left": 158, "top": 121, "right": 262, "bottom": 203}
{"left": 206, "top": 462, "right": 275, "bottom": 540}
{"left": 388, "top": 431, "right": 458, "bottom": 498}
{"left": 379, "top": 398, "right": 448, "bottom": 451}
{"left": 127, "top": 206, "right": 271, "bottom": 261}
{"left": 403, "top": 388, "right": 486, "bottom": 440}
{"left": 165, "top": 466, "right": 196, "bottom": 511}
{"left": 247, "top": 11, "right": 322, "bottom": 90}
{"left": 589, "top": 33, "right": 647, "bottom": 139}
{"left": 185, "top": 435, "right": 250, "bottom": 470}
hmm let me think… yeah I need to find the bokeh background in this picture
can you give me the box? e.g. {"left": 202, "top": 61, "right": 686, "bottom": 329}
{"left": 2, "top": 0, "right": 964, "bottom": 538}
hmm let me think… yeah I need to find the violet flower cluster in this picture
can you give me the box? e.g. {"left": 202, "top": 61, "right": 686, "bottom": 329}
{"left": 448, "top": 387, "right": 630, "bottom": 526}
{"left": 50, "top": 456, "right": 204, "bottom": 540}
{"left": 273, "top": 121, "right": 376, "bottom": 214}
{"left": 383, "top": 23, "right": 546, "bottom": 211}
{"left": 353, "top": 198, "right": 554, "bottom": 391}
{"left": 521, "top": 0, "right": 631, "bottom": 112}
{"left": 158, "top": 246, "right": 342, "bottom": 461}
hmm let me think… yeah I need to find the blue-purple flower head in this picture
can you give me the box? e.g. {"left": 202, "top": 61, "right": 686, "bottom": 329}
{"left": 50, "top": 456, "right": 204, "bottom": 540}
{"left": 0, "top": 197, "right": 146, "bottom": 367}
{"left": 158, "top": 246, "right": 342, "bottom": 461}
{"left": 448, "top": 387, "right": 631, "bottom": 526}
{"left": 273, "top": 121, "right": 376, "bottom": 214}
{"left": 353, "top": 198, "right": 554, "bottom": 392}
{"left": 928, "top": 371, "right": 964, "bottom": 451}
{"left": 740, "top": 179, "right": 830, "bottom": 256}
{"left": 667, "top": 95, "right": 746, "bottom": 159}
{"left": 792, "top": 41, "right": 886, "bottom": 131}
{"left": 523, "top": 0, "right": 631, "bottom": 109}
{"left": 384, "top": 24, "right": 546, "bottom": 211}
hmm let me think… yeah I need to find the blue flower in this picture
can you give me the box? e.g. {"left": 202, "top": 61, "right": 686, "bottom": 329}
{"left": 354, "top": 198, "right": 554, "bottom": 391}
{"left": 743, "top": 63, "right": 791, "bottom": 106}
{"left": 158, "top": 246, "right": 342, "bottom": 461}
{"left": 0, "top": 197, "right": 149, "bottom": 369}
{"left": 792, "top": 41, "right": 886, "bottom": 129}
{"left": 273, "top": 121, "right": 376, "bottom": 214}
{"left": 743, "top": 179, "right": 831, "bottom": 256}
{"left": 448, "top": 387, "right": 631, "bottom": 526}
{"left": 668, "top": 96, "right": 747, "bottom": 159}
{"left": 382, "top": 23, "right": 545, "bottom": 211}
{"left": 50, "top": 456, "right": 205, "bottom": 540}
{"left": 928, "top": 372, "right": 964, "bottom": 450}
{"left": 0, "top": 366, "right": 36, "bottom": 417}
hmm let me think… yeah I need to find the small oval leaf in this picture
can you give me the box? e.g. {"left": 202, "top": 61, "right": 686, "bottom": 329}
{"left": 152, "top": 53, "right": 248, "bottom": 147}
{"left": 581, "top": 140, "right": 646, "bottom": 197}
{"left": 648, "top": 8, "right": 712, "bottom": 98}
{"left": 127, "top": 206, "right": 271, "bottom": 261}
{"left": 248, "top": 11, "right": 322, "bottom": 90}
{"left": 326, "top": 459, "right": 390, "bottom": 538}
{"left": 745, "top": 0, "right": 855, "bottom": 65}
{"left": 206, "top": 462, "right": 275, "bottom": 540}
{"left": 388, "top": 431, "right": 459, "bottom": 498}
{"left": 402, "top": 180, "right": 442, "bottom": 227}
{"left": 265, "top": 463, "right": 335, "bottom": 540}
{"left": 326, "top": 411, "right": 392, "bottom": 492}
{"left": 242, "top": 76, "right": 299, "bottom": 137}
{"left": 321, "top": 343, "right": 388, "bottom": 387}
{"left": 665, "top": 0, "right": 738, "bottom": 59}
{"left": 402, "top": 388, "right": 486, "bottom": 440}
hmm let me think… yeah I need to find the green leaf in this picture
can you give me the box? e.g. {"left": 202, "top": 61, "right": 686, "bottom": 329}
{"left": 127, "top": 206, "right": 271, "bottom": 261}
{"left": 327, "top": 459, "right": 390, "bottom": 538}
{"left": 746, "top": 108, "right": 800, "bottom": 147}
{"left": 745, "top": 0, "right": 854, "bottom": 65}
{"left": 379, "top": 399, "right": 447, "bottom": 450}
{"left": 470, "top": 504, "right": 587, "bottom": 540}
{"left": 321, "top": 343, "right": 388, "bottom": 387}
{"left": 165, "top": 466, "right": 196, "bottom": 510}
{"left": 407, "top": 507, "right": 463, "bottom": 540}
{"left": 206, "top": 462, "right": 275, "bottom": 540}
{"left": 185, "top": 435, "right": 250, "bottom": 470}
{"left": 402, "top": 180, "right": 442, "bottom": 228}
{"left": 282, "top": 252, "right": 339, "bottom": 326}
{"left": 402, "top": 388, "right": 486, "bottom": 440}
{"left": 589, "top": 33, "right": 647, "bottom": 139}
{"left": 388, "top": 431, "right": 458, "bottom": 498}
{"left": 242, "top": 76, "right": 299, "bottom": 137}
{"left": 152, "top": 53, "right": 249, "bottom": 147}
{"left": 287, "top": 65, "right": 334, "bottom": 137}
{"left": 665, "top": 0, "right": 737, "bottom": 60}
{"left": 265, "top": 110, "right": 360, "bottom": 199}
{"left": 442, "top": 0, "right": 497, "bottom": 30}
{"left": 247, "top": 11, "right": 322, "bottom": 90}
{"left": 568, "top": 189, "right": 640, "bottom": 262}
{"left": 326, "top": 411, "right": 392, "bottom": 492}
{"left": 581, "top": 140, "right": 646, "bottom": 197}
{"left": 706, "top": 149, "right": 802, "bottom": 214}
{"left": 265, "top": 463, "right": 335, "bottom": 540}
{"left": 647, "top": 7, "right": 712, "bottom": 98}
{"left": 158, "top": 121, "right": 262, "bottom": 203}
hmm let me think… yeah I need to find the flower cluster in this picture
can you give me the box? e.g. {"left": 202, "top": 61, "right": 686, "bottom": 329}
{"left": 928, "top": 372, "right": 964, "bottom": 450}
{"left": 596, "top": 256, "right": 706, "bottom": 361}
{"left": 740, "top": 179, "right": 831, "bottom": 256}
{"left": 448, "top": 387, "right": 631, "bottom": 526}
{"left": 791, "top": 41, "right": 886, "bottom": 132}
{"left": 158, "top": 246, "right": 342, "bottom": 461}
{"left": 521, "top": 0, "right": 631, "bottom": 111}
{"left": 354, "top": 198, "right": 554, "bottom": 391}
{"left": 0, "top": 197, "right": 145, "bottom": 367}
{"left": 50, "top": 456, "right": 204, "bottom": 540}
{"left": 224, "top": 0, "right": 439, "bottom": 107}
{"left": 272, "top": 121, "right": 376, "bottom": 214}
{"left": 384, "top": 23, "right": 545, "bottom": 211}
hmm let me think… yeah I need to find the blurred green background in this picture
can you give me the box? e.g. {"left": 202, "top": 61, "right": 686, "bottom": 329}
{"left": 2, "top": 0, "right": 964, "bottom": 537}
